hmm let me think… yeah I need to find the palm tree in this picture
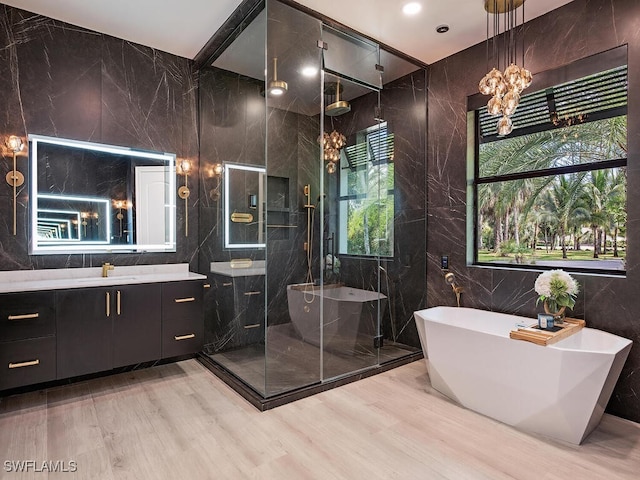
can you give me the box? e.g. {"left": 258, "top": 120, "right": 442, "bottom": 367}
{"left": 538, "top": 174, "right": 589, "bottom": 259}
{"left": 584, "top": 169, "right": 626, "bottom": 258}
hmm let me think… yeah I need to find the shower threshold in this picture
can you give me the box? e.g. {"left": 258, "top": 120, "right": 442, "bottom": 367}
{"left": 198, "top": 350, "right": 422, "bottom": 411}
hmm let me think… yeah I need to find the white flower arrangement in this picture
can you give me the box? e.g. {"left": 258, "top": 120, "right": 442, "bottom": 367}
{"left": 534, "top": 269, "right": 579, "bottom": 311}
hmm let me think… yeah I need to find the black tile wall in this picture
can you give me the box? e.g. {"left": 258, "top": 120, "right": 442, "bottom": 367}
{"left": 0, "top": 4, "right": 198, "bottom": 271}
{"left": 427, "top": 0, "right": 640, "bottom": 423}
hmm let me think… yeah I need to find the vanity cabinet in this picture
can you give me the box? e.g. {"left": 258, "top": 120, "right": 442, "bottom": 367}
{"left": 161, "top": 281, "right": 204, "bottom": 358}
{"left": 211, "top": 274, "right": 265, "bottom": 349}
{"left": 57, "top": 284, "right": 162, "bottom": 378}
{"left": 0, "top": 292, "right": 57, "bottom": 390}
{"left": 0, "top": 264, "right": 206, "bottom": 392}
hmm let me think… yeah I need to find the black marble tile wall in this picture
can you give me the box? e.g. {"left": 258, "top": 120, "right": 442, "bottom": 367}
{"left": 427, "top": 0, "right": 640, "bottom": 423}
{"left": 331, "top": 69, "right": 428, "bottom": 349}
{"left": 0, "top": 4, "right": 198, "bottom": 271}
{"left": 198, "top": 65, "right": 427, "bottom": 353}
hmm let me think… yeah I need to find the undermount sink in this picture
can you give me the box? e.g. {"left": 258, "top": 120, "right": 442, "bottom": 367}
{"left": 75, "top": 275, "right": 139, "bottom": 283}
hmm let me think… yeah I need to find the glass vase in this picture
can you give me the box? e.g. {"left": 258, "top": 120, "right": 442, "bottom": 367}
{"left": 543, "top": 300, "right": 566, "bottom": 327}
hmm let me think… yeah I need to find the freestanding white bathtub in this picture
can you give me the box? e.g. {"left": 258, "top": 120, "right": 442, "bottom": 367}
{"left": 287, "top": 283, "right": 386, "bottom": 352}
{"left": 414, "top": 306, "right": 632, "bottom": 444}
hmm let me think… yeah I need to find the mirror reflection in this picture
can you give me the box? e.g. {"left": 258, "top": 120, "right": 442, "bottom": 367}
{"left": 29, "top": 135, "right": 176, "bottom": 254}
{"left": 224, "top": 163, "right": 266, "bottom": 249}
{"left": 37, "top": 194, "right": 109, "bottom": 244}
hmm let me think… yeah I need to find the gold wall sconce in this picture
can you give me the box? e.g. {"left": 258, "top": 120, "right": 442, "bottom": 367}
{"left": 5, "top": 135, "right": 25, "bottom": 235}
{"left": 80, "top": 211, "right": 99, "bottom": 238}
{"left": 207, "top": 163, "right": 223, "bottom": 201}
{"left": 114, "top": 200, "right": 131, "bottom": 237}
{"left": 178, "top": 159, "right": 191, "bottom": 237}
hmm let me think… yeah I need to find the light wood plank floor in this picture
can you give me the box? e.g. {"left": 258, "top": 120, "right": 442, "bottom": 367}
{"left": 1, "top": 359, "right": 639, "bottom": 479}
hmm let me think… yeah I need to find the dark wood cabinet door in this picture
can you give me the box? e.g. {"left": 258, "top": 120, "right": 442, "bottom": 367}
{"left": 0, "top": 337, "right": 56, "bottom": 390}
{"left": 0, "top": 292, "right": 56, "bottom": 342}
{"left": 56, "top": 288, "right": 112, "bottom": 379}
{"left": 161, "top": 281, "right": 204, "bottom": 358}
{"left": 112, "top": 283, "right": 161, "bottom": 368}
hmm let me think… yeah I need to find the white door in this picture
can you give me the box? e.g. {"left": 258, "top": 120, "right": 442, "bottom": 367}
{"left": 135, "top": 166, "right": 168, "bottom": 246}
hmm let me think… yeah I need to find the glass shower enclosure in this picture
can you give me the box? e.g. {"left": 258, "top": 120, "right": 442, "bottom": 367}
{"left": 199, "top": 0, "right": 423, "bottom": 403}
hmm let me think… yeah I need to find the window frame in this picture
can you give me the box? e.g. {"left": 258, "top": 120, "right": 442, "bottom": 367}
{"left": 468, "top": 46, "right": 628, "bottom": 276}
{"left": 338, "top": 121, "right": 395, "bottom": 258}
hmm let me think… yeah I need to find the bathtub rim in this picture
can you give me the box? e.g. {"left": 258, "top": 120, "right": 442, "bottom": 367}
{"left": 414, "top": 306, "right": 632, "bottom": 355}
{"left": 287, "top": 282, "right": 387, "bottom": 301}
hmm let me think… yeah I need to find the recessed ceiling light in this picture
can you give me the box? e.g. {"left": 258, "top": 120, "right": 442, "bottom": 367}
{"left": 301, "top": 66, "right": 318, "bottom": 77}
{"left": 436, "top": 24, "right": 450, "bottom": 33}
{"left": 402, "top": 2, "right": 422, "bottom": 16}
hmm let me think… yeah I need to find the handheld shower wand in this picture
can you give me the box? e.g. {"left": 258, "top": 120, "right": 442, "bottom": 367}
{"left": 444, "top": 272, "right": 463, "bottom": 307}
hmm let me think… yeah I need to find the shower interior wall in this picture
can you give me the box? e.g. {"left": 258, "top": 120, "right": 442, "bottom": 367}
{"left": 198, "top": 0, "right": 426, "bottom": 398}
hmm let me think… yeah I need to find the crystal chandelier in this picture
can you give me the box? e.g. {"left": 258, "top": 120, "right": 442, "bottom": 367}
{"left": 320, "top": 129, "right": 346, "bottom": 174}
{"left": 478, "top": 0, "right": 532, "bottom": 136}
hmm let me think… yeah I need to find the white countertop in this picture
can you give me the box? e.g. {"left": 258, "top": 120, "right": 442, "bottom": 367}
{"left": 210, "top": 260, "right": 265, "bottom": 277}
{"left": 0, "top": 263, "right": 206, "bottom": 294}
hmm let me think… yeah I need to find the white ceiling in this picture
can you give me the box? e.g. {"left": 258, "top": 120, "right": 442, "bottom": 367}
{"left": 2, "top": 0, "right": 574, "bottom": 64}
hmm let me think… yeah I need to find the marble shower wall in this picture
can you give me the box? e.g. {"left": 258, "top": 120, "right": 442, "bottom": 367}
{"left": 333, "top": 70, "right": 428, "bottom": 348}
{"left": 427, "top": 0, "right": 640, "bottom": 423}
{"left": 0, "top": 4, "right": 198, "bottom": 271}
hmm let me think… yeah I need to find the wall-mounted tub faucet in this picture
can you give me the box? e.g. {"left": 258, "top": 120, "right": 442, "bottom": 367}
{"left": 444, "top": 272, "right": 463, "bottom": 307}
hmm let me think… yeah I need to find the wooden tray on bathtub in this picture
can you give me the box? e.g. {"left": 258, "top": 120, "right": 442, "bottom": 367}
{"left": 509, "top": 318, "right": 586, "bottom": 346}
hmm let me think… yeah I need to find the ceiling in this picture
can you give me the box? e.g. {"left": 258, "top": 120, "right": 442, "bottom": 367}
{"left": 3, "top": 0, "right": 575, "bottom": 65}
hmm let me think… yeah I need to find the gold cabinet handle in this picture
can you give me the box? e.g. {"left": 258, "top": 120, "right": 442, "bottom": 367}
{"left": 174, "top": 333, "right": 195, "bottom": 341}
{"left": 244, "top": 324, "right": 261, "bottom": 329}
{"left": 9, "top": 359, "right": 40, "bottom": 369}
{"left": 203, "top": 283, "right": 211, "bottom": 289}
{"left": 174, "top": 297, "right": 195, "bottom": 303}
{"left": 222, "top": 282, "right": 233, "bottom": 287}
{"left": 244, "top": 291, "right": 262, "bottom": 296}
{"left": 7, "top": 313, "right": 39, "bottom": 321}
{"left": 106, "top": 291, "right": 111, "bottom": 317}
{"left": 117, "top": 290, "right": 121, "bottom": 316}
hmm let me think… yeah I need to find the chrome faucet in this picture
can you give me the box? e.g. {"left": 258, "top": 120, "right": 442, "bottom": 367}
{"left": 102, "top": 262, "right": 114, "bottom": 277}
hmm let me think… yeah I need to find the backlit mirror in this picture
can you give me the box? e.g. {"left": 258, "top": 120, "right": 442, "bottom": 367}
{"left": 224, "top": 163, "right": 266, "bottom": 249}
{"left": 29, "top": 135, "right": 176, "bottom": 254}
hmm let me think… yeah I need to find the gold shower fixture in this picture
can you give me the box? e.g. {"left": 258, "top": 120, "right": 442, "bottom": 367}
{"left": 268, "top": 57, "right": 287, "bottom": 96}
{"left": 444, "top": 272, "right": 464, "bottom": 308}
{"left": 5, "top": 135, "right": 25, "bottom": 236}
{"left": 178, "top": 159, "right": 191, "bottom": 237}
{"left": 325, "top": 79, "right": 351, "bottom": 116}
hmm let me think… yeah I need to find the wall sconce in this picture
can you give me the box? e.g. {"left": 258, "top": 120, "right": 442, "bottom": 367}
{"left": 208, "top": 163, "right": 223, "bottom": 201}
{"left": 80, "top": 211, "right": 99, "bottom": 239}
{"left": 178, "top": 159, "right": 191, "bottom": 237}
{"left": 5, "top": 135, "right": 25, "bottom": 235}
{"left": 113, "top": 200, "right": 131, "bottom": 238}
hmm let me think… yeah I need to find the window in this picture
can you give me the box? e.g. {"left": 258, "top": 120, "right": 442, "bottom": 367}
{"left": 471, "top": 53, "right": 627, "bottom": 274}
{"left": 339, "top": 122, "right": 394, "bottom": 257}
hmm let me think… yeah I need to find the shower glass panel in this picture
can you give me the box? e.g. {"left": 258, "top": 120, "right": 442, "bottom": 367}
{"left": 322, "top": 26, "right": 381, "bottom": 89}
{"left": 200, "top": 0, "right": 423, "bottom": 402}
{"left": 263, "top": 0, "right": 324, "bottom": 396}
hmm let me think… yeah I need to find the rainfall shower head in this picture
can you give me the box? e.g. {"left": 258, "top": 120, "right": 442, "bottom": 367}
{"left": 326, "top": 101, "right": 351, "bottom": 116}
{"left": 324, "top": 80, "right": 351, "bottom": 117}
